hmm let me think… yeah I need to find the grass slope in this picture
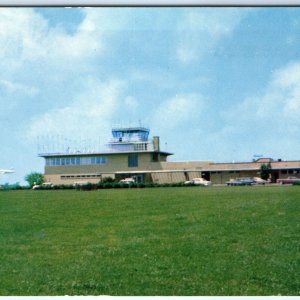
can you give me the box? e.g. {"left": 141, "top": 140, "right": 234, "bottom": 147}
{"left": 0, "top": 186, "right": 299, "bottom": 295}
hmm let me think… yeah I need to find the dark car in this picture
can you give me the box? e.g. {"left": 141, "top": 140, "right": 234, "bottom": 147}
{"left": 226, "top": 178, "right": 255, "bottom": 186}
{"left": 276, "top": 176, "right": 300, "bottom": 184}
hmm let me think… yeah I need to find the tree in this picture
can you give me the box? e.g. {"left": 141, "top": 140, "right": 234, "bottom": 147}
{"left": 25, "top": 172, "right": 44, "bottom": 187}
{"left": 260, "top": 163, "right": 272, "bottom": 181}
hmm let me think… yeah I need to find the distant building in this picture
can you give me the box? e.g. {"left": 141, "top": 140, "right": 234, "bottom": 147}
{"left": 39, "top": 126, "right": 300, "bottom": 185}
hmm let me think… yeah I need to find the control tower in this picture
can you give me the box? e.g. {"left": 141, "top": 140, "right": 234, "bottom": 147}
{"left": 108, "top": 126, "right": 159, "bottom": 153}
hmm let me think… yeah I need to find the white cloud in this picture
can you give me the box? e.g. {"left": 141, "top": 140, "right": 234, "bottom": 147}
{"left": 253, "top": 62, "right": 300, "bottom": 126}
{"left": 216, "top": 61, "right": 300, "bottom": 160}
{"left": 153, "top": 94, "right": 202, "bottom": 129}
{"left": 176, "top": 8, "right": 247, "bottom": 63}
{"left": 27, "top": 78, "right": 126, "bottom": 142}
{"left": 0, "top": 79, "right": 39, "bottom": 96}
{"left": 0, "top": 8, "right": 104, "bottom": 74}
{"left": 124, "top": 96, "right": 139, "bottom": 110}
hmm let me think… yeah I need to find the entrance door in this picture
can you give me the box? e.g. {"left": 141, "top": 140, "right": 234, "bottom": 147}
{"left": 134, "top": 174, "right": 143, "bottom": 183}
{"left": 202, "top": 172, "right": 210, "bottom": 181}
{"left": 272, "top": 171, "right": 279, "bottom": 183}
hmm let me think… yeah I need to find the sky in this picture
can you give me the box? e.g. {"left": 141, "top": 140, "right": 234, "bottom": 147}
{"left": 1, "top": 7, "right": 300, "bottom": 185}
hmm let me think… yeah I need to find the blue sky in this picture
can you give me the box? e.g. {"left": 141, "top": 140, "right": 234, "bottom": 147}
{"left": 1, "top": 7, "right": 300, "bottom": 184}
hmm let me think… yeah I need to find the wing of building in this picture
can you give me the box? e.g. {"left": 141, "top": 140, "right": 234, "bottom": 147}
{"left": 39, "top": 126, "right": 300, "bottom": 185}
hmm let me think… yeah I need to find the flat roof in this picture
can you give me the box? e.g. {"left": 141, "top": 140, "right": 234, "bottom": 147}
{"left": 112, "top": 126, "right": 149, "bottom": 132}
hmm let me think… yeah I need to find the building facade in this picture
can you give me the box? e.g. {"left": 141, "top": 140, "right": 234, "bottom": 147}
{"left": 39, "top": 126, "right": 300, "bottom": 185}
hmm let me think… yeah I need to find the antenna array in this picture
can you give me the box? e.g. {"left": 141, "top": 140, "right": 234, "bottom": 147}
{"left": 36, "top": 135, "right": 102, "bottom": 155}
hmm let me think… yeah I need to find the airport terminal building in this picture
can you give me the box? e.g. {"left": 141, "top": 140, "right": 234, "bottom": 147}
{"left": 39, "top": 126, "right": 300, "bottom": 185}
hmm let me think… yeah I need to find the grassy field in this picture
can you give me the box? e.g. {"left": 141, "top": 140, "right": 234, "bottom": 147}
{"left": 0, "top": 186, "right": 299, "bottom": 295}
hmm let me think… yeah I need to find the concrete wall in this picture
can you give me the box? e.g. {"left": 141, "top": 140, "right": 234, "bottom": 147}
{"left": 160, "top": 161, "right": 211, "bottom": 171}
{"left": 45, "top": 152, "right": 163, "bottom": 175}
{"left": 151, "top": 172, "right": 186, "bottom": 184}
{"left": 210, "top": 171, "right": 260, "bottom": 184}
{"left": 44, "top": 174, "right": 108, "bottom": 185}
{"left": 43, "top": 153, "right": 300, "bottom": 185}
{"left": 44, "top": 152, "right": 163, "bottom": 184}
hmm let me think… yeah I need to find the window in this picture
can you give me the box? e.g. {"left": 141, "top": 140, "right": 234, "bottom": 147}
{"left": 134, "top": 143, "right": 147, "bottom": 151}
{"left": 61, "top": 174, "right": 101, "bottom": 180}
{"left": 46, "top": 155, "right": 108, "bottom": 166}
{"left": 128, "top": 154, "right": 138, "bottom": 167}
{"left": 152, "top": 153, "right": 159, "bottom": 162}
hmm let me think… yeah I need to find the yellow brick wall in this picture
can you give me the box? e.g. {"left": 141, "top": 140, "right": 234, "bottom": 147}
{"left": 44, "top": 153, "right": 163, "bottom": 175}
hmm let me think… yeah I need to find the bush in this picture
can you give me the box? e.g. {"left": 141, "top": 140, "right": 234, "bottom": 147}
{"left": 170, "top": 182, "right": 185, "bottom": 187}
{"left": 111, "top": 182, "right": 121, "bottom": 188}
{"left": 0, "top": 183, "right": 25, "bottom": 190}
{"left": 74, "top": 183, "right": 95, "bottom": 191}
{"left": 137, "top": 183, "right": 146, "bottom": 188}
{"left": 161, "top": 183, "right": 171, "bottom": 188}
{"left": 103, "top": 183, "right": 113, "bottom": 189}
{"left": 144, "top": 183, "right": 154, "bottom": 188}
{"left": 120, "top": 183, "right": 130, "bottom": 188}
{"left": 129, "top": 183, "right": 138, "bottom": 188}
{"left": 97, "top": 182, "right": 104, "bottom": 189}
{"left": 101, "top": 177, "right": 115, "bottom": 183}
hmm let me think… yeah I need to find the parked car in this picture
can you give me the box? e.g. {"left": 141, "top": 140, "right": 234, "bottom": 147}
{"left": 184, "top": 178, "right": 212, "bottom": 186}
{"left": 226, "top": 177, "right": 255, "bottom": 186}
{"left": 119, "top": 178, "right": 135, "bottom": 184}
{"left": 253, "top": 177, "right": 268, "bottom": 185}
{"left": 276, "top": 176, "right": 300, "bottom": 184}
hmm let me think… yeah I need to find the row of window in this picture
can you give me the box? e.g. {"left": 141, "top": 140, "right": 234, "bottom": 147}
{"left": 46, "top": 156, "right": 108, "bottom": 166}
{"left": 133, "top": 143, "right": 148, "bottom": 151}
{"left": 281, "top": 169, "right": 300, "bottom": 175}
{"left": 46, "top": 155, "right": 139, "bottom": 168}
{"left": 61, "top": 174, "right": 101, "bottom": 179}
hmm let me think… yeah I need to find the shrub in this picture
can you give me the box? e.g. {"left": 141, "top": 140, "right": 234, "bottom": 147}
{"left": 103, "top": 183, "right": 113, "bottom": 189}
{"left": 97, "top": 182, "right": 104, "bottom": 189}
{"left": 112, "top": 182, "right": 121, "bottom": 188}
{"left": 144, "top": 183, "right": 154, "bottom": 188}
{"left": 161, "top": 183, "right": 171, "bottom": 188}
{"left": 120, "top": 183, "right": 130, "bottom": 188}
{"left": 129, "top": 183, "right": 138, "bottom": 188}
{"left": 137, "top": 183, "right": 146, "bottom": 188}
{"left": 74, "top": 183, "right": 95, "bottom": 191}
{"left": 101, "top": 177, "right": 115, "bottom": 183}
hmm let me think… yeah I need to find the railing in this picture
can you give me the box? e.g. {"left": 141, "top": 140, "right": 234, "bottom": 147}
{"left": 38, "top": 141, "right": 155, "bottom": 156}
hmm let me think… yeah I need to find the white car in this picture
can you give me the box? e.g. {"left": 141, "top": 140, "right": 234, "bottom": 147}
{"left": 119, "top": 178, "right": 135, "bottom": 184}
{"left": 253, "top": 177, "right": 268, "bottom": 185}
{"left": 184, "top": 178, "right": 212, "bottom": 186}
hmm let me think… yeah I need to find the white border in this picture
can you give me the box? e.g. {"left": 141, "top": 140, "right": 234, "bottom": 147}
{"left": 0, "top": 0, "right": 300, "bottom": 5}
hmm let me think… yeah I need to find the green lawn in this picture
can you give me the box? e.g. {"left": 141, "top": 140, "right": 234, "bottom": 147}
{"left": 0, "top": 186, "right": 299, "bottom": 295}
